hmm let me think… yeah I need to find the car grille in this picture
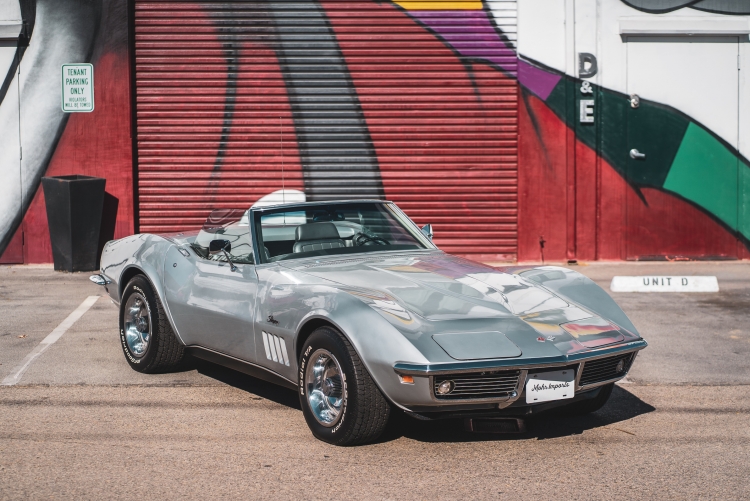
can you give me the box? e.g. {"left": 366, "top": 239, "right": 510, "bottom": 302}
{"left": 433, "top": 370, "right": 521, "bottom": 400}
{"left": 579, "top": 353, "right": 635, "bottom": 387}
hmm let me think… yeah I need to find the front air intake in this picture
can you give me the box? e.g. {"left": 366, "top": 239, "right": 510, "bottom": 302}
{"left": 579, "top": 353, "right": 634, "bottom": 387}
{"left": 433, "top": 370, "right": 521, "bottom": 400}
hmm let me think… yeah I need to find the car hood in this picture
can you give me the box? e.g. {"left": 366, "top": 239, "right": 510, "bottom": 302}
{"left": 283, "top": 251, "right": 633, "bottom": 361}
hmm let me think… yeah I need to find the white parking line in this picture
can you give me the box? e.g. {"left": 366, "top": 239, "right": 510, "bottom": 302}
{"left": 1, "top": 296, "right": 99, "bottom": 386}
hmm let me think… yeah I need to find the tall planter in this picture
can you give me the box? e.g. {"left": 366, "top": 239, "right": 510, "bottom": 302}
{"left": 41, "top": 175, "right": 106, "bottom": 272}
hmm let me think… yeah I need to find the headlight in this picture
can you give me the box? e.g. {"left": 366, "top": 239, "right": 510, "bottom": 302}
{"left": 436, "top": 380, "right": 455, "bottom": 395}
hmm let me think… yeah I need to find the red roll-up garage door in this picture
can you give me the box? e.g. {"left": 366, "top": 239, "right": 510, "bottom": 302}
{"left": 134, "top": 0, "right": 518, "bottom": 261}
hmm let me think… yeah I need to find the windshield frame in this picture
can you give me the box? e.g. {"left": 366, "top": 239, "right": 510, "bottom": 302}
{"left": 250, "top": 200, "right": 437, "bottom": 265}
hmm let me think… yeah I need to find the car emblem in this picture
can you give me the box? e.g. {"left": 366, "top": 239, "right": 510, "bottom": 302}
{"left": 536, "top": 336, "right": 545, "bottom": 342}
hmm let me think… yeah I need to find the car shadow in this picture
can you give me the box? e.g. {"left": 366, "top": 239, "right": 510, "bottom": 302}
{"left": 378, "top": 385, "right": 655, "bottom": 444}
{"left": 186, "top": 355, "right": 301, "bottom": 410}
{"left": 179, "top": 358, "right": 654, "bottom": 444}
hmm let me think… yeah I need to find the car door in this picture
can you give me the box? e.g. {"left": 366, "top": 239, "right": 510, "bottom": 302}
{"left": 164, "top": 244, "right": 258, "bottom": 362}
{"left": 251, "top": 263, "right": 299, "bottom": 382}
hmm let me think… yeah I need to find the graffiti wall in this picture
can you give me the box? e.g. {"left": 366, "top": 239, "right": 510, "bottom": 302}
{"left": 516, "top": 0, "right": 750, "bottom": 260}
{"left": 0, "top": 0, "right": 134, "bottom": 264}
{"left": 131, "top": 0, "right": 520, "bottom": 261}
{"left": 1, "top": 0, "right": 749, "bottom": 263}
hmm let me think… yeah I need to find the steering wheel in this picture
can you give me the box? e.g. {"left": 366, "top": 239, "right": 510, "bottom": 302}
{"left": 354, "top": 233, "right": 390, "bottom": 246}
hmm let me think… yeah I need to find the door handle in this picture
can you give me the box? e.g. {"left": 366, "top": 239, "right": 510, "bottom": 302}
{"left": 630, "top": 148, "right": 646, "bottom": 160}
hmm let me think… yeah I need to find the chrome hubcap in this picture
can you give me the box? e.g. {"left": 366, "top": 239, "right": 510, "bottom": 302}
{"left": 124, "top": 293, "right": 150, "bottom": 357}
{"left": 305, "top": 349, "right": 344, "bottom": 427}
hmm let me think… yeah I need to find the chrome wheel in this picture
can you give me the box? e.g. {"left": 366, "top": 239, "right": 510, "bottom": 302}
{"left": 305, "top": 349, "right": 345, "bottom": 427}
{"left": 123, "top": 293, "right": 151, "bottom": 357}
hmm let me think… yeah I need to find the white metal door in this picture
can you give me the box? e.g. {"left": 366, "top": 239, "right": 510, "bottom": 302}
{"left": 625, "top": 39, "right": 740, "bottom": 258}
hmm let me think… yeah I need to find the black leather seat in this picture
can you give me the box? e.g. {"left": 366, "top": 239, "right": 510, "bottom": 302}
{"left": 293, "top": 222, "right": 345, "bottom": 253}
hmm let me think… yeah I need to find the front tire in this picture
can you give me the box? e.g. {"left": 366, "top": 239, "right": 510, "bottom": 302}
{"left": 119, "top": 275, "right": 184, "bottom": 373}
{"left": 299, "top": 326, "right": 391, "bottom": 446}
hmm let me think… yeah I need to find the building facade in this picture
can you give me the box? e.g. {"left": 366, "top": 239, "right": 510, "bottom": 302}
{"left": 1, "top": 0, "right": 748, "bottom": 264}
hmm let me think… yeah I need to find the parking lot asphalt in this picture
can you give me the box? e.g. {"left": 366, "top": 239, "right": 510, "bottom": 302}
{"left": 1, "top": 262, "right": 749, "bottom": 500}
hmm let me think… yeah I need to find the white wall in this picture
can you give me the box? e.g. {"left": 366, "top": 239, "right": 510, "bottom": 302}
{"left": 517, "top": 0, "right": 750, "bottom": 157}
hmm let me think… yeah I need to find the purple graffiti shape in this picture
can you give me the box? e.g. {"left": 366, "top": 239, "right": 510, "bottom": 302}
{"left": 517, "top": 60, "right": 561, "bottom": 101}
{"left": 410, "top": 10, "right": 517, "bottom": 72}
{"left": 408, "top": 9, "right": 562, "bottom": 100}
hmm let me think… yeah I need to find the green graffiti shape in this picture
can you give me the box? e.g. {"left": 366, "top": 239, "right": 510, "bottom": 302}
{"left": 664, "top": 122, "right": 738, "bottom": 232}
{"left": 740, "top": 162, "right": 750, "bottom": 241}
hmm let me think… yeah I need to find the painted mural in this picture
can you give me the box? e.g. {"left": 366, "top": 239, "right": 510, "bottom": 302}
{"left": 1, "top": 0, "right": 749, "bottom": 263}
{"left": 0, "top": 0, "right": 134, "bottom": 264}
{"left": 514, "top": 0, "right": 750, "bottom": 260}
{"left": 622, "top": 0, "right": 750, "bottom": 15}
{"left": 129, "top": 0, "right": 519, "bottom": 260}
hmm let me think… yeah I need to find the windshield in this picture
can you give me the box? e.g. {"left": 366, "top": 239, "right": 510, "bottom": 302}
{"left": 255, "top": 202, "right": 434, "bottom": 263}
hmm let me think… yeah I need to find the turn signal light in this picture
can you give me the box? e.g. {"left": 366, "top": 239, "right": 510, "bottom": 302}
{"left": 399, "top": 375, "right": 414, "bottom": 384}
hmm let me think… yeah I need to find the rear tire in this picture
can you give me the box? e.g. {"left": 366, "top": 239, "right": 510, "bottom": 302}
{"left": 564, "top": 383, "right": 614, "bottom": 415}
{"left": 119, "top": 275, "right": 184, "bottom": 373}
{"left": 299, "top": 326, "right": 391, "bottom": 446}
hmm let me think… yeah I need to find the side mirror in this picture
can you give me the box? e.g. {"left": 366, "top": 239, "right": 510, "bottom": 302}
{"left": 209, "top": 239, "right": 231, "bottom": 255}
{"left": 420, "top": 224, "right": 433, "bottom": 240}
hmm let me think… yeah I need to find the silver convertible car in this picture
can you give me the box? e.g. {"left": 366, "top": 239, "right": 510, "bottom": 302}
{"left": 91, "top": 200, "right": 646, "bottom": 445}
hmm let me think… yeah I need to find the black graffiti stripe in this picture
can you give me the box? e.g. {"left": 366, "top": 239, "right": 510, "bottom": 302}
{"left": 211, "top": 41, "right": 239, "bottom": 174}
{"left": 620, "top": 0, "right": 701, "bottom": 14}
{"left": 0, "top": 0, "right": 36, "bottom": 110}
{"left": 621, "top": 0, "right": 750, "bottom": 15}
{"left": 0, "top": 45, "right": 21, "bottom": 110}
{"left": 269, "top": 0, "right": 384, "bottom": 201}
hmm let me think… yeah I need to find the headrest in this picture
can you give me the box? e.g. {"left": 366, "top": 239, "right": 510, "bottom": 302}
{"left": 295, "top": 222, "right": 341, "bottom": 241}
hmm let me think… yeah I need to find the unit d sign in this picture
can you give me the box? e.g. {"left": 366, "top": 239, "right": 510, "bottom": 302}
{"left": 610, "top": 276, "right": 719, "bottom": 293}
{"left": 61, "top": 64, "right": 94, "bottom": 112}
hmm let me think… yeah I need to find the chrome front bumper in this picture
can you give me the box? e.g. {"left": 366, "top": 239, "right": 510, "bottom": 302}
{"left": 392, "top": 339, "right": 647, "bottom": 409}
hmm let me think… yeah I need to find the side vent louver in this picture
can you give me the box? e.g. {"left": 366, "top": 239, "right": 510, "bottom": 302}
{"left": 262, "top": 331, "right": 290, "bottom": 366}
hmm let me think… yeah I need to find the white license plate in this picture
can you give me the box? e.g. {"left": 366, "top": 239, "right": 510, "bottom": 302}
{"left": 525, "top": 369, "right": 575, "bottom": 404}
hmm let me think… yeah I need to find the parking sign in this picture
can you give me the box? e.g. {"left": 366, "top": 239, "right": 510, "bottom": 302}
{"left": 61, "top": 64, "right": 94, "bottom": 112}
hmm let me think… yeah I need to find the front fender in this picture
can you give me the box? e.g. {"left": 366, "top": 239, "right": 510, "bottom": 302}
{"left": 255, "top": 266, "right": 429, "bottom": 407}
{"left": 517, "top": 266, "right": 640, "bottom": 336}
{"left": 296, "top": 295, "right": 431, "bottom": 409}
{"left": 100, "top": 234, "right": 185, "bottom": 344}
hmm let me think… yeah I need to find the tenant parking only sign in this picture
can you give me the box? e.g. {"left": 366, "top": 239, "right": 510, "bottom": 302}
{"left": 61, "top": 63, "right": 94, "bottom": 112}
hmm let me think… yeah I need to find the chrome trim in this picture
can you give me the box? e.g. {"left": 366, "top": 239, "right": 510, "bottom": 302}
{"left": 578, "top": 376, "right": 625, "bottom": 391}
{"left": 428, "top": 369, "right": 527, "bottom": 405}
{"left": 123, "top": 292, "right": 151, "bottom": 358}
{"left": 499, "top": 369, "right": 528, "bottom": 409}
{"left": 304, "top": 348, "right": 345, "bottom": 427}
{"left": 89, "top": 274, "right": 111, "bottom": 286}
{"left": 393, "top": 339, "right": 647, "bottom": 376}
{"left": 186, "top": 346, "right": 297, "bottom": 390}
{"left": 577, "top": 351, "right": 639, "bottom": 391}
{"left": 574, "top": 362, "right": 585, "bottom": 390}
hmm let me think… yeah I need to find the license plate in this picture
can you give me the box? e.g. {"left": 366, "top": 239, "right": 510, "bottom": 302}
{"left": 525, "top": 369, "right": 575, "bottom": 404}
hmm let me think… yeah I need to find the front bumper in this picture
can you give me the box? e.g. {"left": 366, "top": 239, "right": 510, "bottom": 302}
{"left": 391, "top": 339, "right": 646, "bottom": 413}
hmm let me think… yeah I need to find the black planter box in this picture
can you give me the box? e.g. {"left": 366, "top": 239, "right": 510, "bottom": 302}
{"left": 41, "top": 175, "right": 106, "bottom": 272}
